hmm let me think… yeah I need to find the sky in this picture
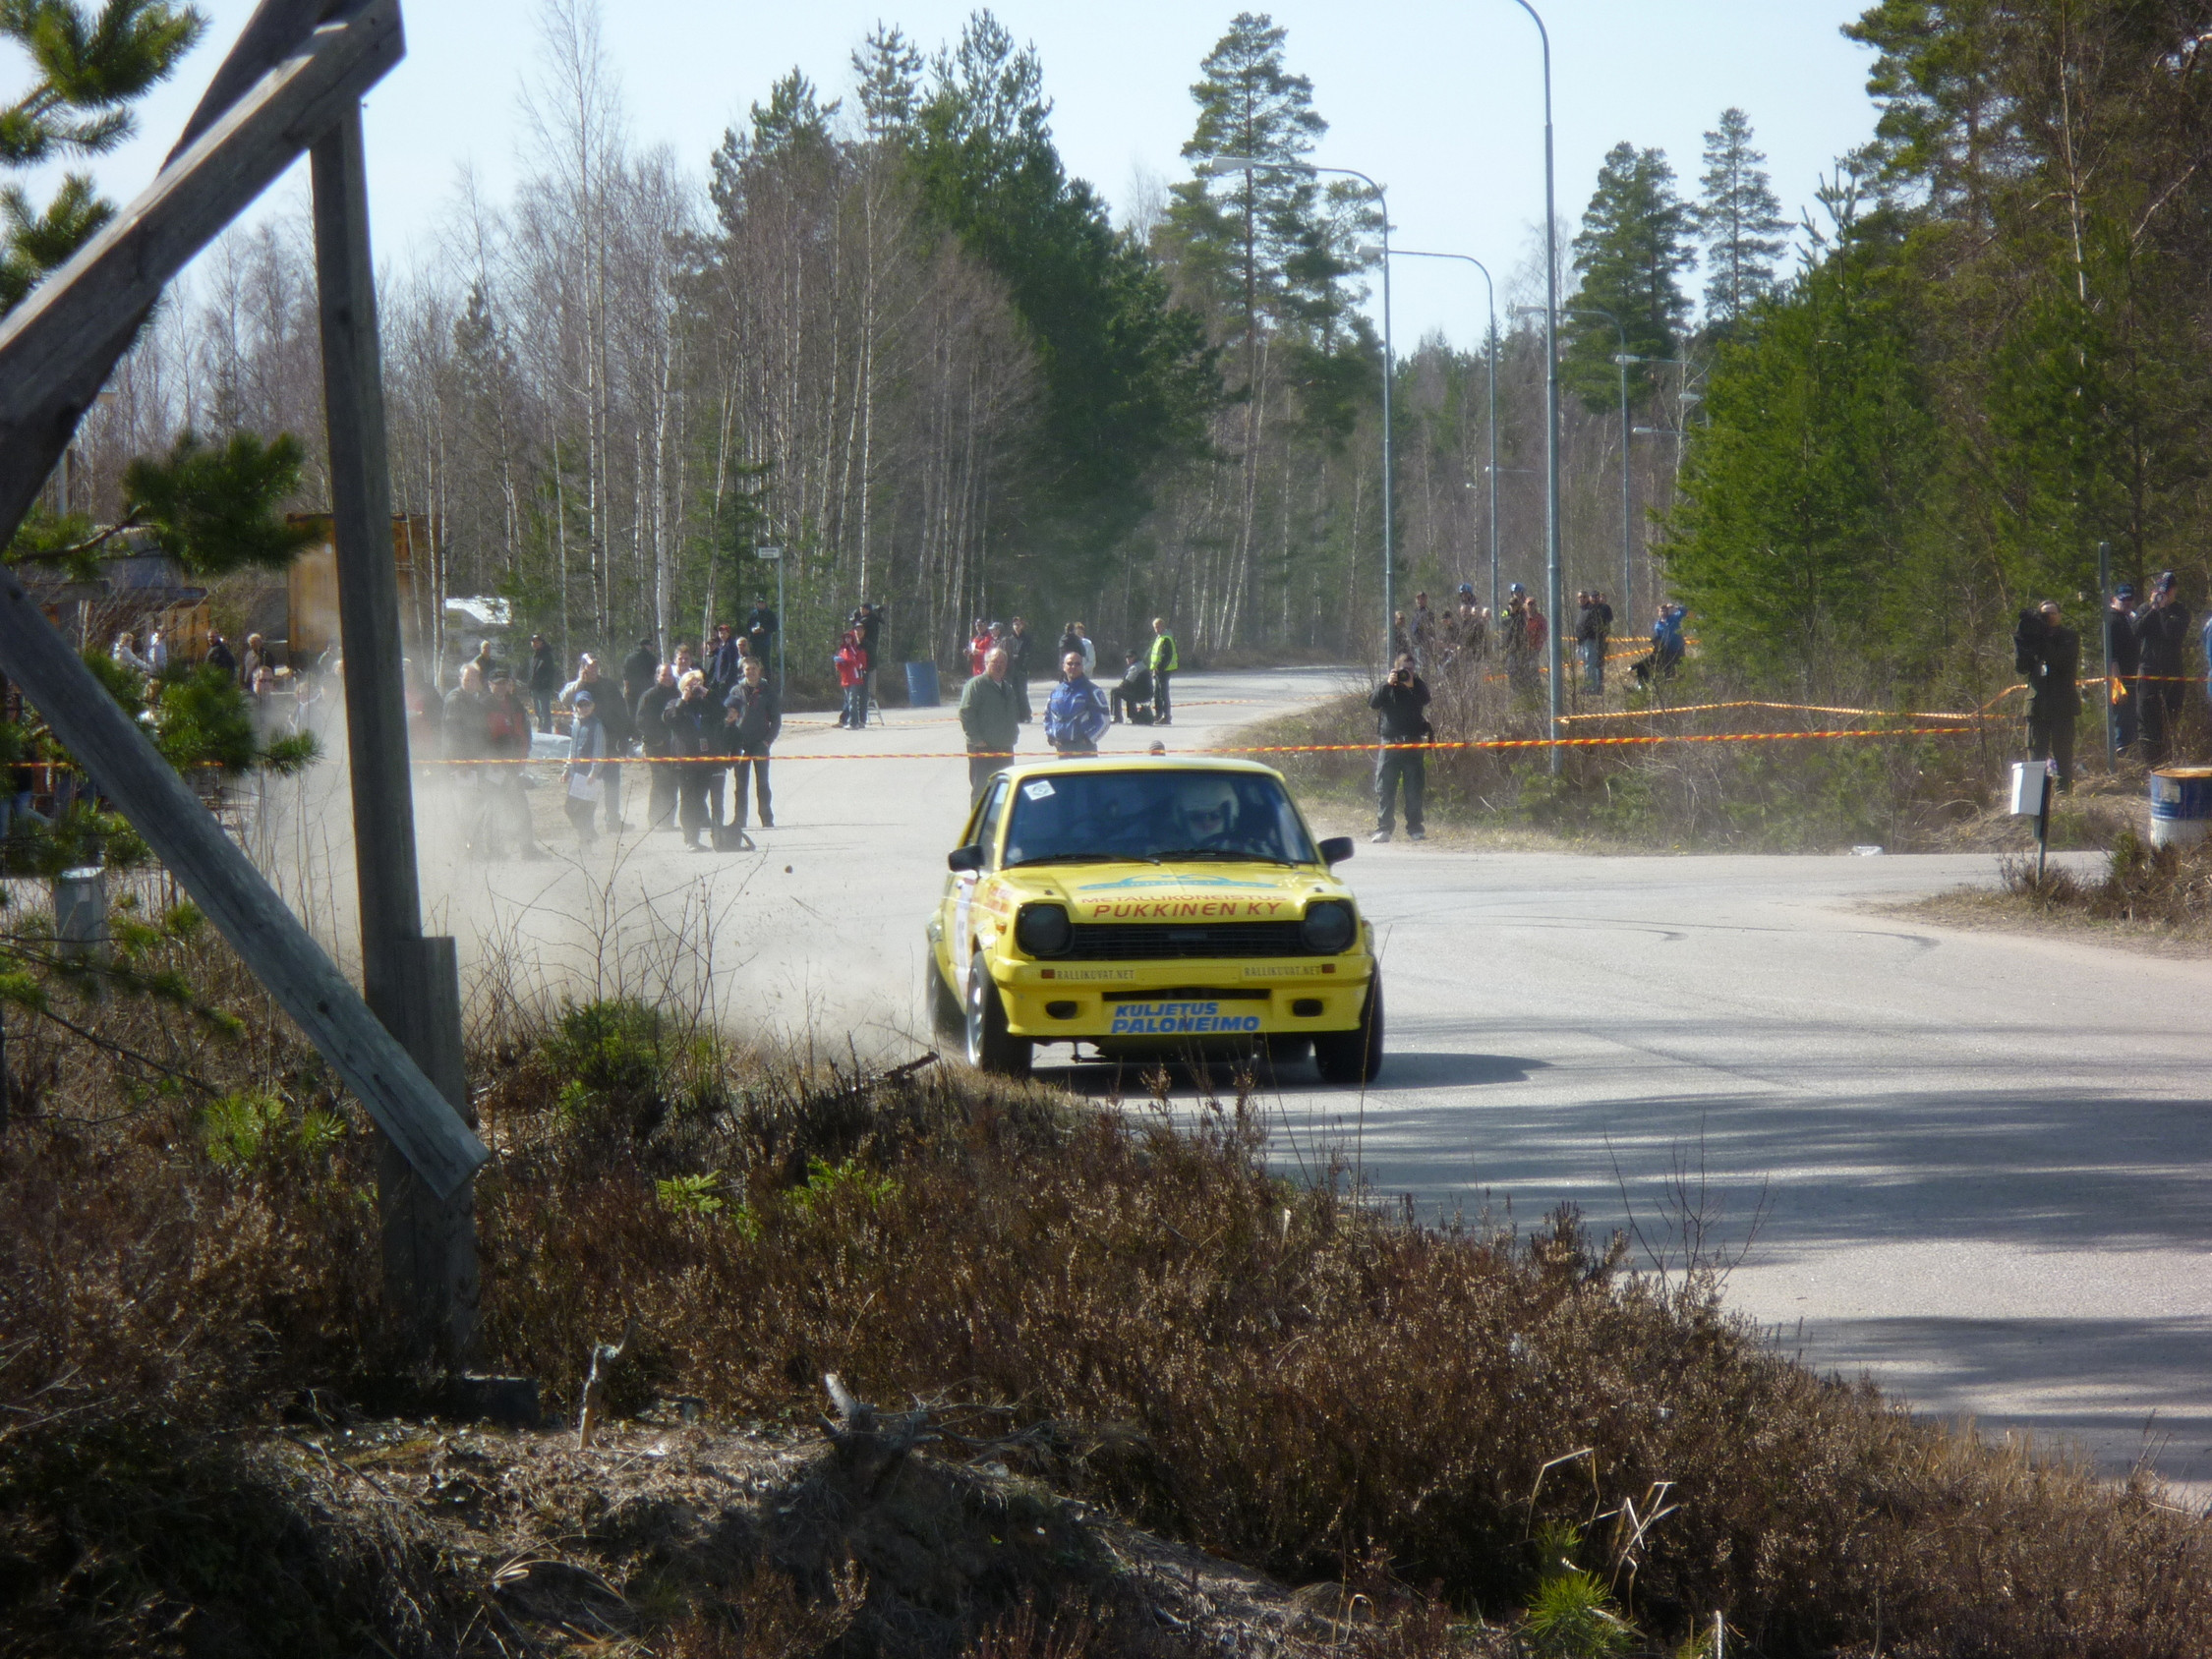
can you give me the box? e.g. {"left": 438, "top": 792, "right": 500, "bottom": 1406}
{"left": 5, "top": 0, "right": 1885, "bottom": 350}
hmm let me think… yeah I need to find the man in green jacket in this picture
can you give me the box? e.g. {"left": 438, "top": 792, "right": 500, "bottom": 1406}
{"left": 1147, "top": 617, "right": 1179, "bottom": 726}
{"left": 959, "top": 647, "right": 1022, "bottom": 801}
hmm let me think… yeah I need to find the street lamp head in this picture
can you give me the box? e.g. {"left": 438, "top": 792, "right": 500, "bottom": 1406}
{"left": 1612, "top": 353, "right": 1638, "bottom": 367}
{"left": 1354, "top": 242, "right": 1385, "bottom": 259}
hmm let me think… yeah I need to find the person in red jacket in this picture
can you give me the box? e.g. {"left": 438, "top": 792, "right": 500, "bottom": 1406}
{"left": 835, "top": 622, "right": 870, "bottom": 729}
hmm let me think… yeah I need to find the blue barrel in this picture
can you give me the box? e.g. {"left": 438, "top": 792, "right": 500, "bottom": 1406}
{"left": 904, "top": 660, "right": 941, "bottom": 708}
{"left": 2149, "top": 767, "right": 2212, "bottom": 848}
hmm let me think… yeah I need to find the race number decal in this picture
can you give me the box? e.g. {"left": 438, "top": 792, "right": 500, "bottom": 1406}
{"left": 1108, "top": 1001, "right": 1261, "bottom": 1036}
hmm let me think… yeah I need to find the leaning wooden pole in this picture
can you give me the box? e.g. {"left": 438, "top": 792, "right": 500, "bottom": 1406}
{"left": 314, "top": 105, "right": 478, "bottom": 1367}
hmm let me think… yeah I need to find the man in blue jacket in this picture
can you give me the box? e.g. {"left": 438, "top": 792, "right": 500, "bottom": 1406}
{"left": 1045, "top": 650, "right": 1110, "bottom": 756}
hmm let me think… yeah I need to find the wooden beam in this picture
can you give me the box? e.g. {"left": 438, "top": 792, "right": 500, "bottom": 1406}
{"left": 315, "top": 104, "right": 480, "bottom": 1362}
{"left": 0, "top": 0, "right": 485, "bottom": 1197}
{"left": 0, "top": 0, "right": 402, "bottom": 536}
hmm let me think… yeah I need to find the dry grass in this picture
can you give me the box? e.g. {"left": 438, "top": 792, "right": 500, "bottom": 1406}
{"left": 4, "top": 916, "right": 2212, "bottom": 1656}
{"left": 1252, "top": 657, "right": 2180, "bottom": 854}
{"left": 1986, "top": 830, "right": 2212, "bottom": 945}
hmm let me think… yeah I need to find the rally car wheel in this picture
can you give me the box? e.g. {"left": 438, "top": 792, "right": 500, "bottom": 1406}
{"left": 929, "top": 957, "right": 964, "bottom": 1039}
{"left": 965, "top": 954, "right": 1032, "bottom": 1078}
{"left": 1313, "top": 976, "right": 1384, "bottom": 1085}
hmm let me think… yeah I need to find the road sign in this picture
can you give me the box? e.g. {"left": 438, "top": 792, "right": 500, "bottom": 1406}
{"left": 756, "top": 544, "right": 784, "bottom": 560}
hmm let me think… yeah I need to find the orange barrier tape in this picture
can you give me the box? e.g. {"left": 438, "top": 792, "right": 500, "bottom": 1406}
{"left": 416, "top": 723, "right": 1979, "bottom": 767}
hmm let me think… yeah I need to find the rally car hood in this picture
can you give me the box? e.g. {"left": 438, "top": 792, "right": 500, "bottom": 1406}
{"left": 989, "top": 862, "right": 1351, "bottom": 921}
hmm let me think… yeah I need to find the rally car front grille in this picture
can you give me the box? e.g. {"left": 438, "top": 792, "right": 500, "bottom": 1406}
{"left": 1059, "top": 921, "right": 1319, "bottom": 960}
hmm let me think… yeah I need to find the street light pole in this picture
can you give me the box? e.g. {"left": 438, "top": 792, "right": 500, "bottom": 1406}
{"left": 1204, "top": 156, "right": 1395, "bottom": 666}
{"left": 1390, "top": 248, "right": 1500, "bottom": 619}
{"left": 1504, "top": 0, "right": 1563, "bottom": 765}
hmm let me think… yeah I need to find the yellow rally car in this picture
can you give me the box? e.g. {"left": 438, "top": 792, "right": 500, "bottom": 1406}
{"left": 925, "top": 756, "right": 1381, "bottom": 1082}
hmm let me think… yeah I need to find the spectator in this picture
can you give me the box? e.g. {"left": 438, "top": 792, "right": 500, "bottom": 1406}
{"left": 591, "top": 658, "right": 635, "bottom": 832}
{"left": 1502, "top": 586, "right": 1536, "bottom": 693}
{"left": 1006, "top": 615, "right": 1035, "bottom": 722}
{"left": 2106, "top": 585, "right": 2140, "bottom": 755}
{"left": 635, "top": 661, "right": 681, "bottom": 830}
{"left": 1575, "top": 591, "right": 1612, "bottom": 696}
{"left": 744, "top": 596, "right": 779, "bottom": 666}
{"left": 288, "top": 670, "right": 328, "bottom": 743}
{"left": 1368, "top": 653, "right": 1432, "bottom": 844}
{"left": 857, "top": 601, "right": 883, "bottom": 712}
{"left": 1044, "top": 650, "right": 1109, "bottom": 756}
{"left": 240, "top": 632, "right": 266, "bottom": 690}
{"left": 1147, "top": 615, "right": 1178, "bottom": 725}
{"left": 563, "top": 688, "right": 609, "bottom": 851}
{"left": 1110, "top": 651, "right": 1154, "bottom": 724}
{"left": 205, "top": 630, "right": 236, "bottom": 676}
{"left": 481, "top": 665, "right": 541, "bottom": 859}
{"left": 705, "top": 621, "right": 743, "bottom": 695}
{"left": 1056, "top": 621, "right": 1081, "bottom": 667}
{"left": 2136, "top": 571, "right": 2191, "bottom": 767}
{"left": 721, "top": 655, "right": 781, "bottom": 838}
{"left": 2022, "top": 600, "right": 2081, "bottom": 792}
{"left": 1458, "top": 593, "right": 1487, "bottom": 659}
{"left": 110, "top": 630, "right": 150, "bottom": 674}
{"left": 969, "top": 617, "right": 994, "bottom": 677}
{"left": 661, "top": 668, "right": 720, "bottom": 851}
{"left": 960, "top": 646, "right": 1023, "bottom": 800}
{"left": 835, "top": 616, "right": 870, "bottom": 729}
{"left": 1409, "top": 592, "right": 1435, "bottom": 669}
{"left": 145, "top": 628, "right": 168, "bottom": 676}
{"left": 248, "top": 665, "right": 277, "bottom": 738}
{"left": 528, "top": 633, "right": 559, "bottom": 732}
{"left": 1073, "top": 622, "right": 1096, "bottom": 676}
{"left": 1390, "top": 609, "right": 1411, "bottom": 663}
{"left": 620, "top": 634, "right": 659, "bottom": 709}
{"left": 1630, "top": 603, "right": 1688, "bottom": 689}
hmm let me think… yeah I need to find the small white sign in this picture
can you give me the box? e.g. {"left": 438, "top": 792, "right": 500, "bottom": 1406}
{"left": 1022, "top": 779, "right": 1055, "bottom": 801}
{"left": 755, "top": 544, "right": 784, "bottom": 561}
{"left": 2008, "top": 761, "right": 2049, "bottom": 817}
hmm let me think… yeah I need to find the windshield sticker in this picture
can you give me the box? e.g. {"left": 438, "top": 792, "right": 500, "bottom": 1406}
{"left": 1022, "top": 779, "right": 1056, "bottom": 800}
{"left": 1109, "top": 1001, "right": 1262, "bottom": 1036}
{"left": 1074, "top": 873, "right": 1280, "bottom": 891}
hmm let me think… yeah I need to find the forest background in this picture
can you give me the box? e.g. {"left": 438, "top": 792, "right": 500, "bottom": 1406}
{"left": 39, "top": 0, "right": 2212, "bottom": 703}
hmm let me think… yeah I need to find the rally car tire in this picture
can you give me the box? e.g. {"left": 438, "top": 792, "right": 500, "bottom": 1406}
{"left": 929, "top": 957, "right": 964, "bottom": 1039}
{"left": 1313, "top": 976, "right": 1384, "bottom": 1085}
{"left": 965, "top": 954, "right": 1032, "bottom": 1078}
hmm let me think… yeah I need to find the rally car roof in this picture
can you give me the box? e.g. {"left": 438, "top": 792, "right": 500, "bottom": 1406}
{"left": 989, "top": 754, "right": 1285, "bottom": 784}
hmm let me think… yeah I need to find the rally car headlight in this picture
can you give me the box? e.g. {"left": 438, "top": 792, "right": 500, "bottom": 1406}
{"left": 1015, "top": 902, "right": 1073, "bottom": 957}
{"left": 1301, "top": 900, "right": 1357, "bottom": 955}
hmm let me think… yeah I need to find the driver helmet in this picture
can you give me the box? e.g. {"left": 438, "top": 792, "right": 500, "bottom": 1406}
{"left": 1177, "top": 775, "right": 1238, "bottom": 838}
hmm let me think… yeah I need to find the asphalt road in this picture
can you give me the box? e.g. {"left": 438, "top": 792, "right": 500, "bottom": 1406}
{"left": 390, "top": 666, "right": 2212, "bottom": 1495}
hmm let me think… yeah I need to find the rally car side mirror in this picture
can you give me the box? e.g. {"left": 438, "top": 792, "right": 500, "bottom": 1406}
{"left": 948, "top": 845, "right": 985, "bottom": 873}
{"left": 1318, "top": 836, "right": 1354, "bottom": 866}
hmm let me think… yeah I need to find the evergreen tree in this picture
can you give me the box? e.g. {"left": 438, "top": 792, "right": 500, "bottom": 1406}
{"left": 1163, "top": 11, "right": 1330, "bottom": 362}
{"left": 0, "top": 0, "right": 204, "bottom": 313}
{"left": 1698, "top": 108, "right": 1788, "bottom": 329}
{"left": 907, "top": 12, "right": 1214, "bottom": 556}
{"left": 1566, "top": 142, "right": 1695, "bottom": 408}
{"left": 852, "top": 24, "right": 924, "bottom": 145}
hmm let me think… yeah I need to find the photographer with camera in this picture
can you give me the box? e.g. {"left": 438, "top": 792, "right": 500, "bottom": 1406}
{"left": 1368, "top": 652, "right": 1432, "bottom": 843}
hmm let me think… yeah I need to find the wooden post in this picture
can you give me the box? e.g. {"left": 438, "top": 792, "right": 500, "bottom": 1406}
{"left": 313, "top": 105, "right": 477, "bottom": 1369}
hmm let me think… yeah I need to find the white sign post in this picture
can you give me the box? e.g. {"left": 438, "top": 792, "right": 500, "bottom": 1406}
{"left": 2008, "top": 760, "right": 2053, "bottom": 880}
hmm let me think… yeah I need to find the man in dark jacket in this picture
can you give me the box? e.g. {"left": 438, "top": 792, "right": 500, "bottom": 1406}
{"left": 620, "top": 635, "right": 659, "bottom": 710}
{"left": 705, "top": 622, "right": 743, "bottom": 697}
{"left": 661, "top": 670, "right": 720, "bottom": 851}
{"left": 743, "top": 598, "right": 778, "bottom": 668}
{"left": 592, "top": 658, "right": 636, "bottom": 832}
{"left": 1006, "top": 615, "right": 1035, "bottom": 722}
{"left": 857, "top": 602, "right": 883, "bottom": 715}
{"left": 2023, "top": 601, "right": 2081, "bottom": 792}
{"left": 1369, "top": 653, "right": 1432, "bottom": 843}
{"left": 721, "top": 656, "right": 782, "bottom": 836}
{"left": 2106, "top": 585, "right": 2140, "bottom": 755}
{"left": 528, "top": 634, "right": 560, "bottom": 732}
{"left": 1109, "top": 651, "right": 1153, "bottom": 724}
{"left": 635, "top": 662, "right": 681, "bottom": 830}
{"left": 2136, "top": 572, "right": 2192, "bottom": 767}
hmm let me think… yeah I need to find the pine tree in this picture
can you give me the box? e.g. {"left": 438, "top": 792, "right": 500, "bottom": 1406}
{"left": 1163, "top": 12, "right": 1331, "bottom": 362}
{"left": 852, "top": 24, "right": 924, "bottom": 145}
{"left": 1698, "top": 108, "right": 1788, "bottom": 328}
{"left": 1566, "top": 143, "right": 1695, "bottom": 408}
{"left": 0, "top": 0, "right": 204, "bottom": 313}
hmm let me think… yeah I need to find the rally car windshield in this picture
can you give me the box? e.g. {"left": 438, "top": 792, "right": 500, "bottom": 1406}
{"left": 1001, "top": 770, "right": 1318, "bottom": 868}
